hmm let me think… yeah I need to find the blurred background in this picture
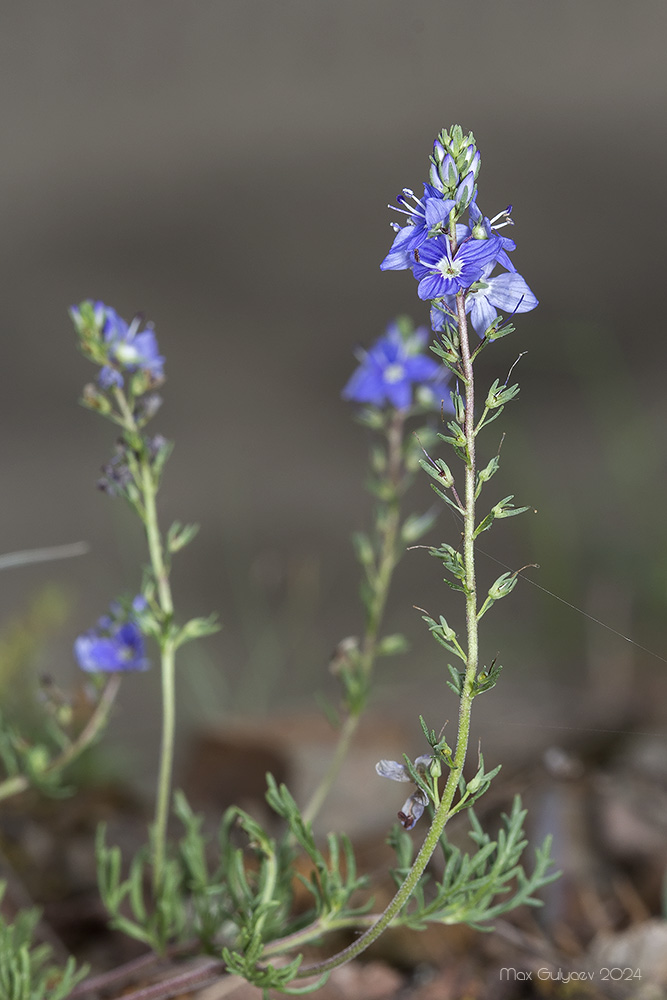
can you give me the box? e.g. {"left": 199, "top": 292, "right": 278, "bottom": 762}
{"left": 2, "top": 0, "right": 667, "bottom": 806}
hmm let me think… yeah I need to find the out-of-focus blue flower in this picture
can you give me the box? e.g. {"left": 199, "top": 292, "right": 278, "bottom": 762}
{"left": 75, "top": 598, "right": 149, "bottom": 673}
{"left": 98, "top": 306, "right": 164, "bottom": 389}
{"left": 412, "top": 235, "right": 502, "bottom": 300}
{"left": 342, "top": 320, "right": 443, "bottom": 410}
{"left": 376, "top": 753, "right": 433, "bottom": 830}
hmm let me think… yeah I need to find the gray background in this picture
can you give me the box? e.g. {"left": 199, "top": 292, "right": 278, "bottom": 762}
{"left": 2, "top": 1, "right": 667, "bottom": 790}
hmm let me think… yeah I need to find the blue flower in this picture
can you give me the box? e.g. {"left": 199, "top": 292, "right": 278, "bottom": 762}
{"left": 412, "top": 235, "right": 502, "bottom": 300}
{"left": 380, "top": 188, "right": 456, "bottom": 272}
{"left": 342, "top": 320, "right": 443, "bottom": 410}
{"left": 98, "top": 307, "right": 164, "bottom": 389}
{"left": 467, "top": 201, "right": 516, "bottom": 272}
{"left": 74, "top": 598, "right": 149, "bottom": 673}
{"left": 466, "top": 264, "right": 538, "bottom": 336}
{"left": 376, "top": 754, "right": 433, "bottom": 830}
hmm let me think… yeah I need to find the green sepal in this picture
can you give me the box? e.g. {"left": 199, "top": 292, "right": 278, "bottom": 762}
{"left": 474, "top": 455, "right": 500, "bottom": 498}
{"left": 173, "top": 612, "right": 221, "bottom": 650}
{"left": 429, "top": 337, "right": 462, "bottom": 375}
{"left": 446, "top": 663, "right": 465, "bottom": 697}
{"left": 419, "top": 611, "right": 466, "bottom": 663}
{"left": 485, "top": 379, "right": 520, "bottom": 410}
{"left": 450, "top": 751, "right": 502, "bottom": 815}
{"left": 474, "top": 495, "right": 530, "bottom": 538}
{"left": 419, "top": 716, "right": 454, "bottom": 766}
{"left": 80, "top": 383, "right": 113, "bottom": 416}
{"left": 438, "top": 422, "right": 467, "bottom": 450}
{"left": 477, "top": 571, "right": 518, "bottom": 619}
{"left": 472, "top": 657, "right": 503, "bottom": 695}
{"left": 419, "top": 457, "right": 454, "bottom": 489}
{"left": 147, "top": 435, "right": 173, "bottom": 483}
{"left": 451, "top": 388, "right": 465, "bottom": 426}
{"left": 167, "top": 521, "right": 200, "bottom": 553}
{"left": 427, "top": 541, "right": 466, "bottom": 581}
{"left": 486, "top": 318, "right": 516, "bottom": 342}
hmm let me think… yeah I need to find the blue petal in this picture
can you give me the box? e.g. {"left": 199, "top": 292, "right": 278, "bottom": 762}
{"left": 380, "top": 226, "right": 422, "bottom": 271}
{"left": 385, "top": 379, "right": 412, "bottom": 410}
{"left": 485, "top": 272, "right": 538, "bottom": 313}
{"left": 468, "top": 292, "right": 499, "bottom": 336}
{"left": 417, "top": 274, "right": 446, "bottom": 300}
{"left": 376, "top": 759, "right": 412, "bottom": 782}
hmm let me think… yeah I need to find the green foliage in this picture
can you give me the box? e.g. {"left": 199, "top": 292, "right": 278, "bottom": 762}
{"left": 265, "top": 776, "right": 370, "bottom": 921}
{"left": 0, "top": 886, "right": 87, "bottom": 1000}
{"left": 388, "top": 797, "right": 558, "bottom": 931}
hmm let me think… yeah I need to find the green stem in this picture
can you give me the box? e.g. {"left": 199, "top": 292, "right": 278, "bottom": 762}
{"left": 141, "top": 459, "right": 176, "bottom": 894}
{"left": 301, "top": 411, "right": 405, "bottom": 826}
{"left": 295, "top": 293, "right": 479, "bottom": 978}
{"left": 0, "top": 675, "right": 121, "bottom": 803}
{"left": 114, "top": 387, "right": 176, "bottom": 893}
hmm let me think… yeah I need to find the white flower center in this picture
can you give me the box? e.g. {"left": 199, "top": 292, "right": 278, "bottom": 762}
{"left": 384, "top": 363, "right": 405, "bottom": 384}
{"left": 115, "top": 342, "right": 141, "bottom": 365}
{"left": 436, "top": 257, "right": 461, "bottom": 279}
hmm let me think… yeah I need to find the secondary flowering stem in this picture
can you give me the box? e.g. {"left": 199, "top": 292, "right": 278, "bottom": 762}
{"left": 302, "top": 411, "right": 405, "bottom": 826}
{"left": 296, "top": 295, "right": 480, "bottom": 978}
{"left": 114, "top": 386, "right": 176, "bottom": 894}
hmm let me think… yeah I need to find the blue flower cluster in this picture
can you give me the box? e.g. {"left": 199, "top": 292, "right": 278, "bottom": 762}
{"left": 70, "top": 301, "right": 164, "bottom": 390}
{"left": 342, "top": 318, "right": 444, "bottom": 410}
{"left": 381, "top": 126, "right": 537, "bottom": 338}
{"left": 74, "top": 597, "right": 149, "bottom": 673}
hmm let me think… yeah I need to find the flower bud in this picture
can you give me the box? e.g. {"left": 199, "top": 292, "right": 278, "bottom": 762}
{"left": 440, "top": 153, "right": 459, "bottom": 189}
{"left": 432, "top": 138, "right": 446, "bottom": 163}
{"left": 429, "top": 161, "right": 445, "bottom": 193}
{"left": 455, "top": 171, "right": 475, "bottom": 212}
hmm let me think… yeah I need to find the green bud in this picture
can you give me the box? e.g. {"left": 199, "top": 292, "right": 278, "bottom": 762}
{"left": 173, "top": 613, "right": 220, "bottom": 649}
{"left": 488, "top": 571, "right": 518, "bottom": 601}
{"left": 439, "top": 421, "right": 466, "bottom": 450}
{"left": 81, "top": 384, "right": 112, "bottom": 415}
{"left": 435, "top": 613, "right": 456, "bottom": 642}
{"left": 451, "top": 389, "right": 465, "bottom": 426}
{"left": 167, "top": 521, "right": 200, "bottom": 553}
{"left": 492, "top": 495, "right": 531, "bottom": 519}
{"left": 27, "top": 745, "right": 50, "bottom": 775}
